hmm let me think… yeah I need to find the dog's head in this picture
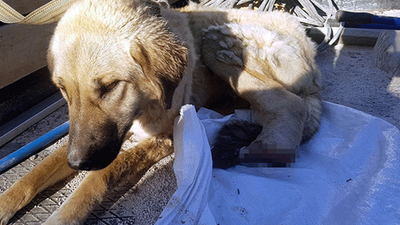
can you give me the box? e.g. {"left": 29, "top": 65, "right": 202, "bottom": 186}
{"left": 48, "top": 0, "right": 189, "bottom": 170}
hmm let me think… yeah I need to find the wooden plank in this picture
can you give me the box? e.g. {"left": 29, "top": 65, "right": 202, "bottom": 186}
{"left": 2, "top": 0, "right": 51, "bottom": 15}
{"left": 0, "top": 23, "right": 56, "bottom": 89}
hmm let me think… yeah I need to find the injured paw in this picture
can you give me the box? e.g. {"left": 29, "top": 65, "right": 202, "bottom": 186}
{"left": 211, "top": 120, "right": 262, "bottom": 169}
{"left": 211, "top": 120, "right": 296, "bottom": 168}
{"left": 238, "top": 142, "right": 297, "bottom": 167}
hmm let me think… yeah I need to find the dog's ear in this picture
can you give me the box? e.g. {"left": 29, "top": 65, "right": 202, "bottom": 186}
{"left": 47, "top": 46, "right": 56, "bottom": 75}
{"left": 130, "top": 35, "right": 188, "bottom": 109}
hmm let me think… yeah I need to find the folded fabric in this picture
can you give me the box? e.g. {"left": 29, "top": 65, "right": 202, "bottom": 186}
{"left": 157, "top": 102, "right": 400, "bottom": 225}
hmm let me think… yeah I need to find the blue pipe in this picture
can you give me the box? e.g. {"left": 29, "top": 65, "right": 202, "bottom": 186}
{"left": 0, "top": 121, "right": 70, "bottom": 174}
{"left": 337, "top": 10, "right": 400, "bottom": 30}
{"left": 343, "top": 22, "right": 400, "bottom": 30}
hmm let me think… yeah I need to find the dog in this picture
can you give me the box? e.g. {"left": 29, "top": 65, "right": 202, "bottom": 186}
{"left": 0, "top": 0, "right": 321, "bottom": 224}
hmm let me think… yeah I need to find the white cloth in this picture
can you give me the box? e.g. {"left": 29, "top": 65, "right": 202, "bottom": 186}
{"left": 157, "top": 102, "right": 400, "bottom": 225}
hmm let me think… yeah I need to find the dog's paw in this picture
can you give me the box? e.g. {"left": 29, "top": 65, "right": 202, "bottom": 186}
{"left": 202, "top": 25, "right": 244, "bottom": 66}
{"left": 203, "top": 23, "right": 303, "bottom": 83}
{"left": 212, "top": 120, "right": 262, "bottom": 169}
{"left": 0, "top": 210, "right": 13, "bottom": 225}
{"left": 0, "top": 193, "right": 20, "bottom": 225}
{"left": 211, "top": 120, "right": 297, "bottom": 168}
{"left": 201, "top": 24, "right": 245, "bottom": 78}
{"left": 44, "top": 210, "right": 79, "bottom": 225}
{"left": 239, "top": 141, "right": 297, "bottom": 167}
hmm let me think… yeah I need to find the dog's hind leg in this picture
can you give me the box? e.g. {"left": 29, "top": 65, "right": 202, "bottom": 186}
{"left": 214, "top": 68, "right": 305, "bottom": 166}
{"left": 0, "top": 143, "right": 75, "bottom": 225}
{"left": 202, "top": 24, "right": 312, "bottom": 166}
{"left": 44, "top": 135, "right": 173, "bottom": 225}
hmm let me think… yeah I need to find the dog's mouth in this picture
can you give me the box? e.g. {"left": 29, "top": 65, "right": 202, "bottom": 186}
{"left": 67, "top": 149, "right": 119, "bottom": 171}
{"left": 65, "top": 115, "right": 130, "bottom": 171}
{"left": 66, "top": 134, "right": 123, "bottom": 171}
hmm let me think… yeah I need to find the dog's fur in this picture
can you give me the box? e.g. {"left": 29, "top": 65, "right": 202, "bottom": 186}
{"left": 0, "top": 0, "right": 321, "bottom": 224}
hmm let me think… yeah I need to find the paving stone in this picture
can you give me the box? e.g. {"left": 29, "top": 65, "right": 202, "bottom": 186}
{"left": 9, "top": 222, "right": 25, "bottom": 225}
{"left": 29, "top": 206, "right": 49, "bottom": 214}
{"left": 84, "top": 219, "right": 110, "bottom": 225}
{"left": 18, "top": 214, "right": 40, "bottom": 223}
{"left": 91, "top": 210, "right": 119, "bottom": 219}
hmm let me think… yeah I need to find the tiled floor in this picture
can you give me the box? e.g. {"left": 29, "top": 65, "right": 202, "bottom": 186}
{"left": 0, "top": 140, "right": 176, "bottom": 225}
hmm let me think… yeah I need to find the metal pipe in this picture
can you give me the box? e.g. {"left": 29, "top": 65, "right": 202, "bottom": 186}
{"left": 0, "top": 92, "right": 66, "bottom": 147}
{"left": 0, "top": 121, "right": 69, "bottom": 174}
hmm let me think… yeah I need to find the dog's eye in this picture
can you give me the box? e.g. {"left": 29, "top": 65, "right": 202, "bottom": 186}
{"left": 100, "top": 81, "right": 119, "bottom": 98}
{"left": 105, "top": 82, "right": 118, "bottom": 91}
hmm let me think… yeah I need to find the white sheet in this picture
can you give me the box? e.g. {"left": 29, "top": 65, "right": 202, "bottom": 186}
{"left": 157, "top": 102, "right": 400, "bottom": 225}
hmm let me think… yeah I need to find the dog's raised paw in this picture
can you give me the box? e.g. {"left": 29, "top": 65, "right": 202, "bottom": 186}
{"left": 202, "top": 24, "right": 245, "bottom": 77}
{"left": 215, "top": 50, "right": 243, "bottom": 66}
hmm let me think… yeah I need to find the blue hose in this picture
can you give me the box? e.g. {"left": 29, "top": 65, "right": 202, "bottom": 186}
{"left": 0, "top": 121, "right": 69, "bottom": 174}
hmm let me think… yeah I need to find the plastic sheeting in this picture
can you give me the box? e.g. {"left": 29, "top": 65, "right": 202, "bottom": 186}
{"left": 157, "top": 102, "right": 400, "bottom": 225}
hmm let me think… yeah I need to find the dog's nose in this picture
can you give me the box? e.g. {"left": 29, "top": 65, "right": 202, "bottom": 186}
{"left": 67, "top": 154, "right": 112, "bottom": 171}
{"left": 68, "top": 159, "right": 95, "bottom": 171}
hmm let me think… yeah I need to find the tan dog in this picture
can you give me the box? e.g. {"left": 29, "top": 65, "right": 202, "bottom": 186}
{"left": 0, "top": 0, "right": 321, "bottom": 224}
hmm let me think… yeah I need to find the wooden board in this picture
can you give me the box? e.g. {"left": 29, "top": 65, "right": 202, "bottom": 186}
{"left": 0, "top": 23, "right": 56, "bottom": 89}
{"left": 0, "top": 0, "right": 55, "bottom": 89}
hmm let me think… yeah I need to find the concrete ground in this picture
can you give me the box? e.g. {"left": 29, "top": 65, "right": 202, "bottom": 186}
{"left": 1, "top": 25, "right": 400, "bottom": 225}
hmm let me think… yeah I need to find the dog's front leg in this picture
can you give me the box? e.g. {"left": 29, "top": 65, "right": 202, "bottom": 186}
{"left": 44, "top": 135, "right": 173, "bottom": 225}
{"left": 0, "top": 143, "right": 75, "bottom": 225}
